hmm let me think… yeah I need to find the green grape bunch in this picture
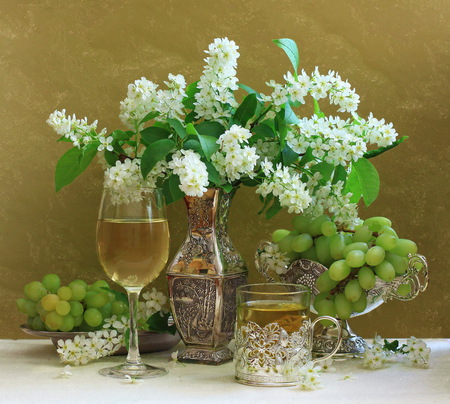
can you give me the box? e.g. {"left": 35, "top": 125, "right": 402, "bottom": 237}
{"left": 16, "top": 274, "right": 128, "bottom": 332}
{"left": 270, "top": 214, "right": 423, "bottom": 323}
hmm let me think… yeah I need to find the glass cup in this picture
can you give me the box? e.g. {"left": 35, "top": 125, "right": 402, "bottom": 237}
{"left": 234, "top": 283, "right": 342, "bottom": 387}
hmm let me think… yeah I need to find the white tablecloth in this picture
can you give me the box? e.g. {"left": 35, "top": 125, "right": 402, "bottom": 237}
{"left": 1, "top": 339, "right": 449, "bottom": 404}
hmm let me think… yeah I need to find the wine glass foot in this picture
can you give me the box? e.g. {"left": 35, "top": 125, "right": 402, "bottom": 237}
{"left": 99, "top": 363, "right": 167, "bottom": 379}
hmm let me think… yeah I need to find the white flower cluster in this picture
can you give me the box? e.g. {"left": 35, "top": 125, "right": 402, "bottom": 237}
{"left": 259, "top": 243, "right": 290, "bottom": 275}
{"left": 168, "top": 150, "right": 209, "bottom": 197}
{"left": 256, "top": 160, "right": 312, "bottom": 214}
{"left": 119, "top": 74, "right": 187, "bottom": 130}
{"left": 304, "top": 180, "right": 361, "bottom": 229}
{"left": 47, "top": 109, "right": 107, "bottom": 149}
{"left": 297, "top": 361, "right": 323, "bottom": 390}
{"left": 194, "top": 37, "right": 240, "bottom": 122}
{"left": 211, "top": 125, "right": 259, "bottom": 182}
{"left": 138, "top": 287, "right": 168, "bottom": 321}
{"left": 363, "top": 335, "right": 431, "bottom": 370}
{"left": 56, "top": 330, "right": 123, "bottom": 366}
{"left": 104, "top": 158, "right": 167, "bottom": 205}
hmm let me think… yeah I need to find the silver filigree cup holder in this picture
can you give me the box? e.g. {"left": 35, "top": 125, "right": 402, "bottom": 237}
{"left": 234, "top": 283, "right": 343, "bottom": 387}
{"left": 255, "top": 241, "right": 429, "bottom": 359}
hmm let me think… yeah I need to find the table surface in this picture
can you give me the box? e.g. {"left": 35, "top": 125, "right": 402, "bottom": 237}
{"left": 1, "top": 338, "right": 449, "bottom": 404}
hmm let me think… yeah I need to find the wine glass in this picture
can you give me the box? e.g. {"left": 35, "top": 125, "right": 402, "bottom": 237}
{"left": 96, "top": 187, "right": 170, "bottom": 379}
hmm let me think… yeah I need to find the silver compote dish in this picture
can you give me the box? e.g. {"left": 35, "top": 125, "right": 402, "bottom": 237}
{"left": 255, "top": 241, "right": 429, "bottom": 359}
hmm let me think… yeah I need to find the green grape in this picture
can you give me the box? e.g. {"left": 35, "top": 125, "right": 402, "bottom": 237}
{"left": 358, "top": 266, "right": 376, "bottom": 290}
{"left": 55, "top": 300, "right": 71, "bottom": 316}
{"left": 330, "top": 233, "right": 346, "bottom": 260}
{"left": 36, "top": 301, "right": 47, "bottom": 316}
{"left": 317, "top": 299, "right": 337, "bottom": 326}
{"left": 88, "top": 280, "right": 110, "bottom": 293}
{"left": 363, "top": 216, "right": 392, "bottom": 232}
{"left": 352, "top": 291, "right": 368, "bottom": 313}
{"left": 84, "top": 291, "right": 109, "bottom": 308}
{"left": 396, "top": 283, "right": 412, "bottom": 297}
{"left": 292, "top": 215, "right": 310, "bottom": 233}
{"left": 84, "top": 308, "right": 103, "bottom": 327}
{"left": 316, "top": 271, "right": 339, "bottom": 293}
{"left": 45, "top": 311, "right": 64, "bottom": 331}
{"left": 32, "top": 316, "right": 46, "bottom": 331}
{"left": 277, "top": 231, "right": 298, "bottom": 253}
{"left": 375, "top": 233, "right": 398, "bottom": 251}
{"left": 24, "top": 300, "right": 38, "bottom": 317}
{"left": 329, "top": 260, "right": 351, "bottom": 281}
{"left": 335, "top": 293, "right": 353, "bottom": 320}
{"left": 385, "top": 252, "right": 408, "bottom": 275}
{"left": 345, "top": 250, "right": 366, "bottom": 268}
{"left": 300, "top": 245, "right": 318, "bottom": 262}
{"left": 111, "top": 300, "right": 128, "bottom": 316}
{"left": 344, "top": 279, "right": 363, "bottom": 302}
{"left": 291, "top": 233, "right": 313, "bottom": 253}
{"left": 315, "top": 236, "right": 333, "bottom": 267}
{"left": 71, "top": 279, "right": 88, "bottom": 288}
{"left": 102, "top": 290, "right": 115, "bottom": 304}
{"left": 374, "top": 260, "right": 396, "bottom": 282}
{"left": 308, "top": 215, "right": 332, "bottom": 237}
{"left": 390, "top": 239, "right": 418, "bottom": 257}
{"left": 73, "top": 315, "right": 83, "bottom": 327}
{"left": 353, "top": 225, "right": 373, "bottom": 243}
{"left": 379, "top": 225, "right": 398, "bottom": 237}
{"left": 24, "top": 281, "right": 47, "bottom": 302}
{"left": 271, "top": 229, "right": 290, "bottom": 243}
{"left": 98, "top": 303, "right": 112, "bottom": 319}
{"left": 343, "top": 242, "right": 369, "bottom": 257}
{"left": 313, "top": 293, "right": 332, "bottom": 313}
{"left": 343, "top": 233, "right": 353, "bottom": 245}
{"left": 365, "top": 246, "right": 386, "bottom": 266}
{"left": 286, "top": 250, "right": 302, "bottom": 261}
{"left": 16, "top": 298, "right": 28, "bottom": 314}
{"left": 321, "top": 221, "right": 337, "bottom": 237}
{"left": 42, "top": 274, "right": 61, "bottom": 294}
{"left": 69, "top": 282, "right": 87, "bottom": 302}
{"left": 60, "top": 314, "right": 75, "bottom": 332}
{"left": 69, "top": 301, "right": 84, "bottom": 317}
{"left": 41, "top": 294, "right": 60, "bottom": 312}
{"left": 57, "top": 286, "right": 72, "bottom": 301}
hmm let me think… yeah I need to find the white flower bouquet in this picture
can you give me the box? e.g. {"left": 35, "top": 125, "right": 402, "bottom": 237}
{"left": 47, "top": 38, "right": 405, "bottom": 226}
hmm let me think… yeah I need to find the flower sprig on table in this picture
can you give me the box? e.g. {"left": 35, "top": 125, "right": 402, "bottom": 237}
{"left": 47, "top": 37, "right": 406, "bottom": 226}
{"left": 363, "top": 335, "right": 431, "bottom": 369}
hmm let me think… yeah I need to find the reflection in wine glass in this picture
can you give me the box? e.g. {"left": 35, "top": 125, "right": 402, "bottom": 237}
{"left": 96, "top": 187, "right": 170, "bottom": 379}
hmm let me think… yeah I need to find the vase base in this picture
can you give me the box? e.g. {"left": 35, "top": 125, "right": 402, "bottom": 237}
{"left": 177, "top": 346, "right": 233, "bottom": 365}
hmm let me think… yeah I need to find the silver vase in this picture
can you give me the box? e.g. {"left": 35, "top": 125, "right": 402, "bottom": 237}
{"left": 167, "top": 188, "right": 247, "bottom": 365}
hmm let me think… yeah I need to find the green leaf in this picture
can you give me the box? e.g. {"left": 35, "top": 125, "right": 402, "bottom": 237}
{"left": 234, "top": 93, "right": 257, "bottom": 126}
{"left": 282, "top": 145, "right": 298, "bottom": 166}
{"left": 146, "top": 312, "right": 177, "bottom": 335}
{"left": 111, "top": 130, "right": 131, "bottom": 141}
{"left": 140, "top": 126, "right": 171, "bottom": 145}
{"left": 266, "top": 197, "right": 282, "bottom": 219}
{"left": 310, "top": 162, "right": 335, "bottom": 184}
{"left": 167, "top": 118, "right": 187, "bottom": 140}
{"left": 195, "top": 121, "right": 226, "bottom": 138}
{"left": 242, "top": 178, "right": 260, "bottom": 187}
{"left": 197, "top": 134, "right": 220, "bottom": 160}
{"left": 100, "top": 287, "right": 128, "bottom": 305}
{"left": 313, "top": 99, "right": 325, "bottom": 118}
{"left": 273, "top": 38, "right": 299, "bottom": 76}
{"left": 204, "top": 161, "right": 222, "bottom": 185}
{"left": 250, "top": 124, "right": 275, "bottom": 144}
{"left": 183, "top": 139, "right": 202, "bottom": 154}
{"left": 185, "top": 123, "right": 198, "bottom": 136}
{"left": 184, "top": 110, "right": 197, "bottom": 124}
{"left": 140, "top": 139, "right": 175, "bottom": 179}
{"left": 55, "top": 146, "right": 96, "bottom": 192}
{"left": 299, "top": 147, "right": 315, "bottom": 165}
{"left": 104, "top": 150, "right": 118, "bottom": 166}
{"left": 346, "top": 158, "right": 380, "bottom": 206}
{"left": 344, "top": 166, "right": 363, "bottom": 203}
{"left": 139, "top": 111, "right": 159, "bottom": 126}
{"left": 238, "top": 83, "right": 261, "bottom": 97}
{"left": 57, "top": 136, "right": 72, "bottom": 143}
{"left": 283, "top": 102, "right": 300, "bottom": 125}
{"left": 220, "top": 183, "right": 233, "bottom": 193}
{"left": 332, "top": 164, "right": 348, "bottom": 185}
{"left": 185, "top": 80, "right": 200, "bottom": 98}
{"left": 258, "top": 193, "right": 273, "bottom": 215}
{"left": 275, "top": 111, "right": 288, "bottom": 149}
{"left": 364, "top": 136, "right": 408, "bottom": 159}
{"left": 162, "top": 174, "right": 185, "bottom": 204}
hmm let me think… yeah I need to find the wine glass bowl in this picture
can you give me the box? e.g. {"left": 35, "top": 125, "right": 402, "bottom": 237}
{"left": 96, "top": 187, "right": 170, "bottom": 378}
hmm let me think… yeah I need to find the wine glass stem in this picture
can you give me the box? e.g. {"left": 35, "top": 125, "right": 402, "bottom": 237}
{"left": 125, "top": 289, "right": 142, "bottom": 366}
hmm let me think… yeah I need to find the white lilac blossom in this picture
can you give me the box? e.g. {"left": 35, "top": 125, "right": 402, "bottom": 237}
{"left": 403, "top": 337, "right": 431, "bottom": 368}
{"left": 297, "top": 362, "right": 323, "bottom": 390}
{"left": 211, "top": 125, "right": 259, "bottom": 182}
{"left": 259, "top": 243, "right": 290, "bottom": 275}
{"left": 138, "top": 287, "right": 168, "bottom": 321}
{"left": 168, "top": 149, "right": 209, "bottom": 197}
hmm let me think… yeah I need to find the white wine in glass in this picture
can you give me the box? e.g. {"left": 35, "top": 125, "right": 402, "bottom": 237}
{"left": 96, "top": 187, "right": 170, "bottom": 379}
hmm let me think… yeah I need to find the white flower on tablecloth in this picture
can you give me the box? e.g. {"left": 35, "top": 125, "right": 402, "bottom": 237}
{"left": 123, "top": 375, "right": 143, "bottom": 384}
{"left": 403, "top": 337, "right": 431, "bottom": 368}
{"left": 57, "top": 365, "right": 73, "bottom": 378}
{"left": 297, "top": 362, "right": 323, "bottom": 390}
{"left": 320, "top": 358, "right": 336, "bottom": 373}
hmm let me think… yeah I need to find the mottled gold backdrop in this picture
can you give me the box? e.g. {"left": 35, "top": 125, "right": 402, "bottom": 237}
{"left": 1, "top": 0, "right": 449, "bottom": 339}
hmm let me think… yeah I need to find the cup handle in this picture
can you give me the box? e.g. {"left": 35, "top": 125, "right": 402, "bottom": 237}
{"left": 310, "top": 316, "right": 343, "bottom": 365}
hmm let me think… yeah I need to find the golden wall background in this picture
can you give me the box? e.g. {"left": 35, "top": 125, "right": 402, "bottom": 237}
{"left": 1, "top": 0, "right": 449, "bottom": 339}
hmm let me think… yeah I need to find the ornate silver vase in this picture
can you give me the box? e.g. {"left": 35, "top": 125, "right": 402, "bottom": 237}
{"left": 167, "top": 188, "right": 247, "bottom": 365}
{"left": 256, "top": 241, "right": 429, "bottom": 359}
